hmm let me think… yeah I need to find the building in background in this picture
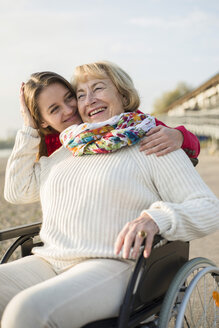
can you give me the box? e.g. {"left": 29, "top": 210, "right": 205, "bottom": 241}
{"left": 167, "top": 73, "right": 219, "bottom": 116}
{"left": 158, "top": 73, "right": 219, "bottom": 151}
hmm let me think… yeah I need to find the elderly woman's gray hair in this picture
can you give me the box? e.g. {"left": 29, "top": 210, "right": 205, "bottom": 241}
{"left": 72, "top": 61, "right": 140, "bottom": 112}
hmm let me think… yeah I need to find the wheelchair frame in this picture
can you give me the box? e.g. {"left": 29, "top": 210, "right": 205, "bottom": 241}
{"left": 1, "top": 222, "right": 219, "bottom": 327}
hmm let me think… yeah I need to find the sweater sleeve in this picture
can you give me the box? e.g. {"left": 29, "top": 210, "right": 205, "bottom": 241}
{"left": 4, "top": 126, "right": 42, "bottom": 204}
{"left": 138, "top": 149, "right": 219, "bottom": 241}
{"left": 155, "top": 118, "right": 200, "bottom": 158}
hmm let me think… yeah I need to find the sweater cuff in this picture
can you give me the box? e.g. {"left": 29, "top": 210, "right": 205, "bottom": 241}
{"left": 141, "top": 207, "right": 172, "bottom": 235}
{"left": 22, "top": 125, "right": 39, "bottom": 138}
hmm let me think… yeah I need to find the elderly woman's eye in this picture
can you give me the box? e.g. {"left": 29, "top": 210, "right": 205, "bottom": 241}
{"left": 94, "top": 87, "right": 102, "bottom": 92}
{"left": 77, "top": 94, "right": 85, "bottom": 100}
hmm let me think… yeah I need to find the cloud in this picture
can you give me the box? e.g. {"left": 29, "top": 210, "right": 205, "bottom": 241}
{"left": 0, "top": 0, "right": 29, "bottom": 12}
{"left": 110, "top": 42, "right": 153, "bottom": 55}
{"left": 129, "top": 10, "right": 217, "bottom": 29}
{"left": 0, "top": 10, "right": 103, "bottom": 59}
{"left": 191, "top": 55, "right": 219, "bottom": 64}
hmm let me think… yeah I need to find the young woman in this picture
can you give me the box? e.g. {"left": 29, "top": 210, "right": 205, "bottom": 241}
{"left": 2, "top": 63, "right": 217, "bottom": 328}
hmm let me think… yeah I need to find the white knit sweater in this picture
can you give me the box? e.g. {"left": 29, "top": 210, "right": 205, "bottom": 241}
{"left": 4, "top": 126, "right": 219, "bottom": 272}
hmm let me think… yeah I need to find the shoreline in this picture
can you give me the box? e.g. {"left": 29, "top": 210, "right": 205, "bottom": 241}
{"left": 0, "top": 149, "right": 13, "bottom": 158}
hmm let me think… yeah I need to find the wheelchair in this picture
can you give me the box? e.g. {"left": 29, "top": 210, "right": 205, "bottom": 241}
{"left": 0, "top": 222, "right": 219, "bottom": 328}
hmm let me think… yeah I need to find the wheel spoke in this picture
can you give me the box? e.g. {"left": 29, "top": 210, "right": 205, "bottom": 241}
{"left": 184, "top": 315, "right": 191, "bottom": 328}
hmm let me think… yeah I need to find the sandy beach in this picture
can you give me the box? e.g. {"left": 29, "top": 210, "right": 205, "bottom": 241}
{"left": 0, "top": 151, "right": 219, "bottom": 264}
{"left": 189, "top": 151, "right": 219, "bottom": 266}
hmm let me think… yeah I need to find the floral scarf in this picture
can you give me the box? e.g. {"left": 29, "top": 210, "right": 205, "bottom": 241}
{"left": 60, "top": 110, "right": 155, "bottom": 156}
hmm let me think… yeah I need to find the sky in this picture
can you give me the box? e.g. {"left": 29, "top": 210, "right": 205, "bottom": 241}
{"left": 0, "top": 0, "right": 219, "bottom": 139}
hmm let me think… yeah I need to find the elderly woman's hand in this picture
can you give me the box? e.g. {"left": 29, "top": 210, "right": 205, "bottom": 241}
{"left": 114, "top": 213, "right": 159, "bottom": 259}
{"left": 139, "top": 125, "right": 184, "bottom": 157}
{"left": 20, "top": 83, "right": 36, "bottom": 128}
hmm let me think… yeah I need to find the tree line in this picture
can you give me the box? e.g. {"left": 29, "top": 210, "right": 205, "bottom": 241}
{"left": 152, "top": 82, "right": 192, "bottom": 116}
{"left": 0, "top": 138, "right": 15, "bottom": 149}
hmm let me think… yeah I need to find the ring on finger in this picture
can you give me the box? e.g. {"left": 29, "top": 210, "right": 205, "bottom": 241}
{"left": 138, "top": 230, "right": 147, "bottom": 239}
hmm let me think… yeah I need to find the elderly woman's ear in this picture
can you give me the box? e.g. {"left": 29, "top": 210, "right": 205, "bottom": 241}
{"left": 122, "top": 95, "right": 128, "bottom": 107}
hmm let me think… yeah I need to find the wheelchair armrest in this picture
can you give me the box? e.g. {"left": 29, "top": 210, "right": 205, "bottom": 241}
{"left": 152, "top": 234, "right": 163, "bottom": 247}
{"left": 0, "top": 222, "right": 42, "bottom": 241}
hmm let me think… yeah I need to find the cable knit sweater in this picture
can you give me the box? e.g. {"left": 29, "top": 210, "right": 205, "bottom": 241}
{"left": 4, "top": 126, "right": 219, "bottom": 272}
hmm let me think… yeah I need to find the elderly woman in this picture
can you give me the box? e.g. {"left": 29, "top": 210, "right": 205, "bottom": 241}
{"left": 2, "top": 63, "right": 219, "bottom": 328}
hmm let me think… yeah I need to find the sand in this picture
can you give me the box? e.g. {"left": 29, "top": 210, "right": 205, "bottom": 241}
{"left": 0, "top": 151, "right": 219, "bottom": 264}
{"left": 189, "top": 152, "right": 219, "bottom": 266}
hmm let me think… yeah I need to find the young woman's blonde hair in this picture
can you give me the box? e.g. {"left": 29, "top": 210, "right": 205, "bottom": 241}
{"left": 24, "top": 71, "right": 76, "bottom": 159}
{"left": 72, "top": 61, "right": 140, "bottom": 112}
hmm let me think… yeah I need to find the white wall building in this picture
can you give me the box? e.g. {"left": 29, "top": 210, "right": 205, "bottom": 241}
{"left": 167, "top": 73, "right": 219, "bottom": 117}
{"left": 158, "top": 73, "right": 219, "bottom": 143}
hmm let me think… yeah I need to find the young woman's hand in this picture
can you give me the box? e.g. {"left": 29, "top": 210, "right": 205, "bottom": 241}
{"left": 114, "top": 212, "right": 159, "bottom": 259}
{"left": 139, "top": 125, "right": 184, "bottom": 157}
{"left": 20, "top": 83, "right": 36, "bottom": 128}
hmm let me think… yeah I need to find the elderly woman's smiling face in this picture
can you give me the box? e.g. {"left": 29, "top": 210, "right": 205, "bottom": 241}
{"left": 76, "top": 75, "right": 125, "bottom": 123}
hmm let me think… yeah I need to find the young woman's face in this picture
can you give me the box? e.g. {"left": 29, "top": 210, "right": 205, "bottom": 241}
{"left": 38, "top": 83, "right": 82, "bottom": 132}
{"left": 76, "top": 76, "right": 125, "bottom": 123}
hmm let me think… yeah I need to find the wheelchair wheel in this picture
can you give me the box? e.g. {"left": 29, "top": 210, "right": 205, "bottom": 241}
{"left": 175, "top": 265, "right": 219, "bottom": 328}
{"left": 159, "top": 257, "right": 219, "bottom": 328}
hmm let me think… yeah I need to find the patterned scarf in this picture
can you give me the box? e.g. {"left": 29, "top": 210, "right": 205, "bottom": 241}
{"left": 60, "top": 110, "right": 155, "bottom": 156}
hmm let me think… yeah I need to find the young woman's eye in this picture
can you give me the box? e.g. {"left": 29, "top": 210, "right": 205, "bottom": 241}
{"left": 50, "top": 106, "right": 59, "bottom": 114}
{"left": 66, "top": 94, "right": 75, "bottom": 101}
